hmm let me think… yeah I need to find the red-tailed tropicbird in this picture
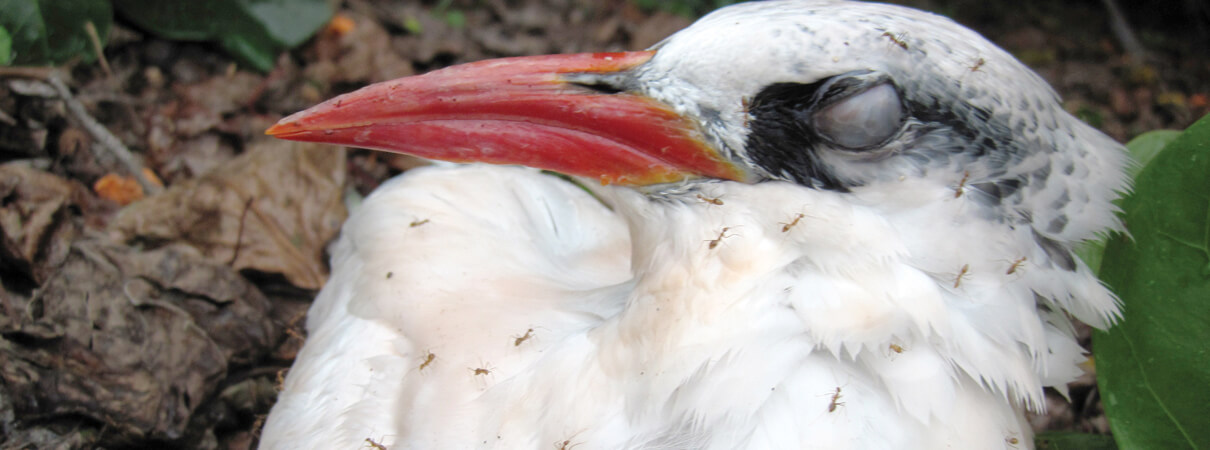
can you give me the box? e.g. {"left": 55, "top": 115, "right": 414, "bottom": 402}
{"left": 261, "top": 1, "right": 1128, "bottom": 448}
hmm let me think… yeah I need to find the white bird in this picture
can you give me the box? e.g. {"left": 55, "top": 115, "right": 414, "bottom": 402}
{"left": 260, "top": 1, "right": 1129, "bottom": 449}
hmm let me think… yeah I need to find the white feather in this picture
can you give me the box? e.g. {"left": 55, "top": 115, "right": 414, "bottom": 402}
{"left": 262, "top": 1, "right": 1128, "bottom": 448}
{"left": 263, "top": 161, "right": 1112, "bottom": 448}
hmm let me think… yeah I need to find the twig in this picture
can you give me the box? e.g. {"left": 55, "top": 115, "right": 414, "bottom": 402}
{"left": 0, "top": 66, "right": 56, "bottom": 79}
{"left": 84, "top": 21, "right": 112, "bottom": 77}
{"left": 45, "top": 71, "right": 162, "bottom": 195}
{"left": 0, "top": 107, "right": 16, "bottom": 126}
{"left": 229, "top": 197, "right": 255, "bottom": 265}
{"left": 1101, "top": 0, "right": 1148, "bottom": 63}
{"left": 1, "top": 67, "right": 159, "bottom": 194}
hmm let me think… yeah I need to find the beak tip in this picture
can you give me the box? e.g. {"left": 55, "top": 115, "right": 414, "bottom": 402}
{"left": 265, "top": 121, "right": 291, "bottom": 137}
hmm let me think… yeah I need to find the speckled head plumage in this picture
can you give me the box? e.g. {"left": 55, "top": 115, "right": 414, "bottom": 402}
{"left": 627, "top": 0, "right": 1129, "bottom": 246}
{"left": 593, "top": 2, "right": 1132, "bottom": 392}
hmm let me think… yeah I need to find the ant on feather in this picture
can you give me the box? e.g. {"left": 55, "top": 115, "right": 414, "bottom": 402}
{"left": 696, "top": 194, "right": 725, "bottom": 205}
{"left": 969, "top": 57, "right": 986, "bottom": 72}
{"left": 780, "top": 213, "right": 805, "bottom": 233}
{"left": 826, "top": 386, "right": 845, "bottom": 413}
{"left": 1006, "top": 257, "right": 1028, "bottom": 275}
{"left": 513, "top": 328, "right": 535, "bottom": 347}
{"left": 418, "top": 351, "right": 436, "bottom": 371}
{"left": 1004, "top": 432, "right": 1022, "bottom": 448}
{"left": 952, "top": 263, "right": 971, "bottom": 288}
{"left": 707, "top": 227, "right": 737, "bottom": 249}
{"left": 364, "top": 437, "right": 387, "bottom": 450}
{"left": 953, "top": 171, "right": 972, "bottom": 198}
{"left": 880, "top": 31, "right": 910, "bottom": 50}
{"left": 470, "top": 359, "right": 496, "bottom": 377}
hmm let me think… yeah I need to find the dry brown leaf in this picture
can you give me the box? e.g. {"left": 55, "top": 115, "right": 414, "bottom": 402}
{"left": 0, "top": 163, "right": 82, "bottom": 284}
{"left": 1191, "top": 93, "right": 1208, "bottom": 109}
{"left": 55, "top": 126, "right": 112, "bottom": 183}
{"left": 110, "top": 139, "right": 346, "bottom": 290}
{"left": 93, "top": 168, "right": 163, "bottom": 205}
{"left": 94, "top": 173, "right": 141, "bottom": 204}
{"left": 155, "top": 133, "right": 239, "bottom": 184}
{"left": 0, "top": 239, "right": 275, "bottom": 444}
{"left": 324, "top": 13, "right": 357, "bottom": 38}
{"left": 306, "top": 13, "right": 414, "bottom": 86}
{"left": 176, "top": 71, "right": 264, "bottom": 127}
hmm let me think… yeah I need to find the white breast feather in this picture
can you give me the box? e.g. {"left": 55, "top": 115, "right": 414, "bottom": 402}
{"left": 262, "top": 162, "right": 1111, "bottom": 449}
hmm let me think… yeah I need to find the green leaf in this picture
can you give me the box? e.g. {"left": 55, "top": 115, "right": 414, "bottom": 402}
{"left": 0, "top": 0, "right": 46, "bottom": 64}
{"left": 443, "top": 10, "right": 466, "bottom": 29}
{"left": 1075, "top": 241, "right": 1105, "bottom": 276}
{"left": 1094, "top": 113, "right": 1210, "bottom": 449}
{"left": 112, "top": 0, "right": 332, "bottom": 72}
{"left": 0, "top": 0, "right": 112, "bottom": 65}
{"left": 242, "top": 0, "right": 333, "bottom": 47}
{"left": 1123, "top": 129, "right": 1182, "bottom": 178}
{"left": 402, "top": 15, "right": 423, "bottom": 35}
{"left": 1076, "top": 129, "right": 1184, "bottom": 273}
{"left": 1035, "top": 431, "right": 1117, "bottom": 450}
{"left": 0, "top": 26, "right": 12, "bottom": 65}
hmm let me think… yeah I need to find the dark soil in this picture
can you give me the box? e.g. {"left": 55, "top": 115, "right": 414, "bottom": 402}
{"left": 0, "top": 0, "right": 1206, "bottom": 448}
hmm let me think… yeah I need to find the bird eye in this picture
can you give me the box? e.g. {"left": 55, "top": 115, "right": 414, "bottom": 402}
{"left": 811, "top": 82, "right": 904, "bottom": 150}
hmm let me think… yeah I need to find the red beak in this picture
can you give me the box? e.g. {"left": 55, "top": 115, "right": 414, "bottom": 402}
{"left": 266, "top": 51, "right": 746, "bottom": 185}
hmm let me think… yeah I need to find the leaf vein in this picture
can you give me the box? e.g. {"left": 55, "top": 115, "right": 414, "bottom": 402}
{"left": 1119, "top": 325, "right": 1199, "bottom": 447}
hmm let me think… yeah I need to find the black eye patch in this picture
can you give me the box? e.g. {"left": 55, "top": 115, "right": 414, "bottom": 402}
{"left": 745, "top": 72, "right": 907, "bottom": 190}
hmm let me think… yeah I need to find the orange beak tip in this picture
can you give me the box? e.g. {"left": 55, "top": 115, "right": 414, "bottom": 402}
{"left": 265, "top": 121, "right": 290, "bottom": 137}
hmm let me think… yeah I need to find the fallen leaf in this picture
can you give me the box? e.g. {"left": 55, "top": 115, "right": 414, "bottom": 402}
{"left": 154, "top": 133, "right": 238, "bottom": 184}
{"left": 0, "top": 163, "right": 81, "bottom": 284}
{"left": 110, "top": 139, "right": 346, "bottom": 290}
{"left": 92, "top": 168, "right": 164, "bottom": 205}
{"left": 1190, "top": 93, "right": 1207, "bottom": 109}
{"left": 305, "top": 13, "right": 414, "bottom": 87}
{"left": 1109, "top": 87, "right": 1134, "bottom": 118}
{"left": 324, "top": 13, "right": 356, "bottom": 37}
{"left": 175, "top": 71, "right": 264, "bottom": 129}
{"left": 0, "top": 239, "right": 276, "bottom": 444}
{"left": 94, "top": 173, "right": 135, "bottom": 204}
{"left": 1155, "top": 91, "right": 1186, "bottom": 108}
{"left": 55, "top": 126, "right": 109, "bottom": 182}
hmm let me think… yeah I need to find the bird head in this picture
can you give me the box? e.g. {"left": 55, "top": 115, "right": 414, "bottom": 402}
{"left": 269, "top": 0, "right": 1127, "bottom": 246}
